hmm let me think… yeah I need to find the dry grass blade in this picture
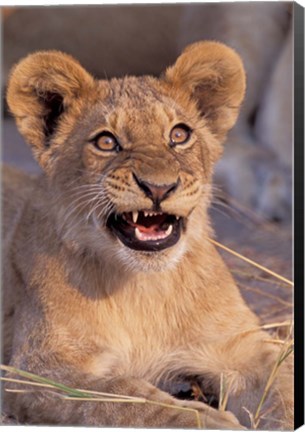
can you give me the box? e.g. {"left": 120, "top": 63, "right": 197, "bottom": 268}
{"left": 1, "top": 376, "right": 55, "bottom": 389}
{"left": 252, "top": 339, "right": 294, "bottom": 429}
{"left": 0, "top": 365, "right": 150, "bottom": 402}
{"left": 61, "top": 396, "right": 147, "bottom": 403}
{"left": 5, "top": 389, "right": 33, "bottom": 394}
{"left": 218, "top": 373, "right": 233, "bottom": 411}
{"left": 259, "top": 306, "right": 292, "bottom": 322}
{"left": 259, "top": 321, "right": 292, "bottom": 331}
{"left": 263, "top": 339, "right": 294, "bottom": 345}
{"left": 209, "top": 238, "right": 293, "bottom": 286}
{"left": 235, "top": 320, "right": 292, "bottom": 338}
{"left": 0, "top": 364, "right": 202, "bottom": 428}
{"left": 191, "top": 382, "right": 208, "bottom": 403}
{"left": 242, "top": 406, "right": 255, "bottom": 429}
{"left": 73, "top": 387, "right": 146, "bottom": 400}
{"left": 232, "top": 269, "right": 289, "bottom": 289}
{"left": 239, "top": 284, "right": 292, "bottom": 307}
{"left": 1, "top": 365, "right": 95, "bottom": 399}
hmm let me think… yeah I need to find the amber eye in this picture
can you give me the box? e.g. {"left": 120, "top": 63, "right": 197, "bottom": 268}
{"left": 170, "top": 124, "right": 192, "bottom": 146}
{"left": 92, "top": 132, "right": 121, "bottom": 152}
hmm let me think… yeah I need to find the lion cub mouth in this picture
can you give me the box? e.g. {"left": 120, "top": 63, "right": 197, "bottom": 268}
{"left": 106, "top": 210, "right": 183, "bottom": 251}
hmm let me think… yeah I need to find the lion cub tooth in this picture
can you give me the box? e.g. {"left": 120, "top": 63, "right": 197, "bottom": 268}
{"left": 135, "top": 227, "right": 144, "bottom": 240}
{"left": 165, "top": 225, "right": 173, "bottom": 236}
{"left": 132, "top": 211, "right": 139, "bottom": 224}
{"left": 144, "top": 211, "right": 148, "bottom": 217}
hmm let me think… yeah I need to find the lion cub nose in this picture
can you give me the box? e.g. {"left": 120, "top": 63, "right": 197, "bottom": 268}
{"left": 133, "top": 173, "right": 179, "bottom": 204}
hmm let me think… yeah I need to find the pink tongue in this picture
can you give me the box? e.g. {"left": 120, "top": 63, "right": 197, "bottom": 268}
{"left": 136, "top": 224, "right": 161, "bottom": 234}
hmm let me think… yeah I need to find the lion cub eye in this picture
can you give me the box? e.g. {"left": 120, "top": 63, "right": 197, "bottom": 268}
{"left": 170, "top": 124, "right": 192, "bottom": 146}
{"left": 92, "top": 131, "right": 121, "bottom": 152}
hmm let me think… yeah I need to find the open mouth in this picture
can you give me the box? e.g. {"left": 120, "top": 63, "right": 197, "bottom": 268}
{"left": 106, "top": 210, "right": 183, "bottom": 251}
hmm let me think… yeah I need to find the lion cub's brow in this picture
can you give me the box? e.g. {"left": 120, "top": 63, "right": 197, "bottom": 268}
{"left": 90, "top": 77, "right": 183, "bottom": 140}
{"left": 105, "top": 76, "right": 170, "bottom": 107}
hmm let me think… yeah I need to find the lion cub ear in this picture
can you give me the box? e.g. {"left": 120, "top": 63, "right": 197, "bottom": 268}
{"left": 7, "top": 51, "right": 94, "bottom": 166}
{"left": 164, "top": 41, "right": 246, "bottom": 140}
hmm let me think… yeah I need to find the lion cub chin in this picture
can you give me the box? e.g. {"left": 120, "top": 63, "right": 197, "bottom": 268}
{"left": 3, "top": 41, "right": 292, "bottom": 429}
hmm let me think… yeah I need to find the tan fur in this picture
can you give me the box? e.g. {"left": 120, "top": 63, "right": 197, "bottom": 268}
{"left": 3, "top": 42, "right": 292, "bottom": 429}
{"left": 3, "top": 4, "right": 292, "bottom": 222}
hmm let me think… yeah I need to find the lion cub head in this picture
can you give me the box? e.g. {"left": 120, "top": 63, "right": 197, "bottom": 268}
{"left": 7, "top": 42, "right": 245, "bottom": 272}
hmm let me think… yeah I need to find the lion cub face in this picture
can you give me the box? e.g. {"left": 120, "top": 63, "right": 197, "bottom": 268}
{"left": 7, "top": 42, "right": 245, "bottom": 272}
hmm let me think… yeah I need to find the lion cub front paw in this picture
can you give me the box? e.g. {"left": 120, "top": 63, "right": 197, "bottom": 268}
{"left": 179, "top": 399, "right": 246, "bottom": 429}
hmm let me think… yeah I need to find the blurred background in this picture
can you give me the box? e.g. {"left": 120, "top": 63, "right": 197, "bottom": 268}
{"left": 2, "top": 3, "right": 293, "bottom": 326}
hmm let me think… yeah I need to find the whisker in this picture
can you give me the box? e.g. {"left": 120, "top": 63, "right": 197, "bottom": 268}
{"left": 209, "top": 202, "right": 232, "bottom": 220}
{"left": 51, "top": 186, "right": 103, "bottom": 206}
{"left": 62, "top": 196, "right": 101, "bottom": 224}
{"left": 60, "top": 193, "right": 109, "bottom": 229}
{"left": 96, "top": 201, "right": 114, "bottom": 222}
{"left": 86, "top": 192, "right": 107, "bottom": 222}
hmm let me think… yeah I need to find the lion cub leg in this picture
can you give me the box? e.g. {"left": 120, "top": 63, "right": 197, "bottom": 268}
{"left": 190, "top": 330, "right": 293, "bottom": 430}
{"left": 225, "top": 334, "right": 293, "bottom": 430}
{"left": 4, "top": 360, "right": 243, "bottom": 428}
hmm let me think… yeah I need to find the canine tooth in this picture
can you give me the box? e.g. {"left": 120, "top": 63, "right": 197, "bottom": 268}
{"left": 135, "top": 227, "right": 148, "bottom": 241}
{"left": 132, "top": 211, "right": 138, "bottom": 223}
{"left": 135, "top": 227, "right": 140, "bottom": 239}
{"left": 165, "top": 225, "right": 173, "bottom": 236}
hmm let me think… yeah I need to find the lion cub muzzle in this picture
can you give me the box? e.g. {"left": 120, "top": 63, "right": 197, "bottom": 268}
{"left": 132, "top": 173, "right": 180, "bottom": 206}
{"left": 106, "top": 174, "right": 182, "bottom": 251}
{"left": 106, "top": 208, "right": 183, "bottom": 252}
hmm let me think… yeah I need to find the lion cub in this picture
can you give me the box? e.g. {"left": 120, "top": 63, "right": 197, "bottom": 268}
{"left": 3, "top": 42, "right": 292, "bottom": 429}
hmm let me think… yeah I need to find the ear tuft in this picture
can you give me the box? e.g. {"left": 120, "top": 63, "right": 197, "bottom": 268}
{"left": 39, "top": 91, "right": 65, "bottom": 144}
{"left": 164, "top": 41, "right": 246, "bottom": 140}
{"left": 6, "top": 50, "right": 95, "bottom": 155}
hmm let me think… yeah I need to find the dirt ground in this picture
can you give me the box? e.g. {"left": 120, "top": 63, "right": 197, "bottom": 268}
{"left": 211, "top": 205, "right": 292, "bottom": 328}
{"left": 1, "top": 118, "right": 293, "bottom": 425}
